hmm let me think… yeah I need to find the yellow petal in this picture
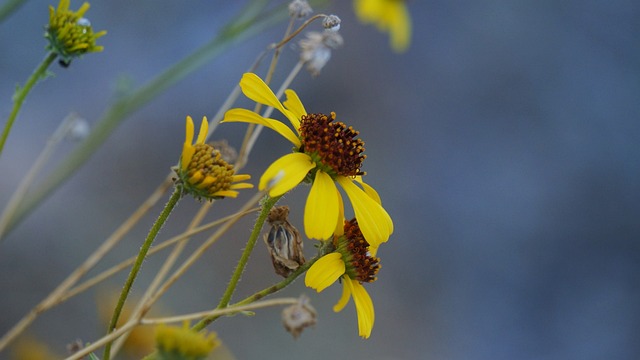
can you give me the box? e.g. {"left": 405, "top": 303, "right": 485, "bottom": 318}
{"left": 196, "top": 116, "right": 209, "bottom": 145}
{"left": 283, "top": 89, "right": 306, "bottom": 129}
{"left": 349, "top": 279, "right": 375, "bottom": 339}
{"left": 305, "top": 253, "right": 345, "bottom": 292}
{"left": 180, "top": 116, "right": 195, "bottom": 171}
{"left": 240, "top": 73, "right": 286, "bottom": 113}
{"left": 337, "top": 177, "right": 393, "bottom": 248}
{"left": 259, "top": 153, "right": 315, "bottom": 196}
{"left": 213, "top": 190, "right": 239, "bottom": 198}
{"left": 229, "top": 183, "right": 253, "bottom": 190}
{"left": 334, "top": 190, "right": 345, "bottom": 237}
{"left": 333, "top": 275, "right": 352, "bottom": 312}
{"left": 223, "top": 108, "right": 301, "bottom": 148}
{"left": 304, "top": 171, "right": 339, "bottom": 240}
{"left": 239, "top": 73, "right": 302, "bottom": 132}
{"left": 354, "top": 176, "right": 382, "bottom": 205}
{"left": 76, "top": 2, "right": 90, "bottom": 18}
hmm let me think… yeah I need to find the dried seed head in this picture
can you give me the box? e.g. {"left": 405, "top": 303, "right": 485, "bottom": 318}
{"left": 322, "top": 14, "right": 341, "bottom": 31}
{"left": 289, "top": 0, "right": 313, "bottom": 19}
{"left": 298, "top": 30, "right": 343, "bottom": 76}
{"left": 282, "top": 295, "right": 317, "bottom": 338}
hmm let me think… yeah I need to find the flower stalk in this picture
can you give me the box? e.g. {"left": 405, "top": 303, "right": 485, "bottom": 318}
{"left": 0, "top": 52, "right": 57, "bottom": 155}
{"left": 102, "top": 188, "right": 182, "bottom": 360}
{"left": 215, "top": 195, "right": 282, "bottom": 310}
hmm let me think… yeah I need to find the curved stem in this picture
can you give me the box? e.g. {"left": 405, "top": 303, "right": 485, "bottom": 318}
{"left": 0, "top": 52, "right": 57, "bottom": 155}
{"left": 102, "top": 188, "right": 182, "bottom": 360}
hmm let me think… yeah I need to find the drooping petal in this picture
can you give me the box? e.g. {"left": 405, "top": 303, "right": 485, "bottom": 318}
{"left": 259, "top": 153, "right": 315, "bottom": 197}
{"left": 181, "top": 116, "right": 196, "bottom": 171}
{"left": 223, "top": 109, "right": 301, "bottom": 148}
{"left": 304, "top": 171, "right": 339, "bottom": 240}
{"left": 195, "top": 116, "right": 209, "bottom": 145}
{"left": 305, "top": 253, "right": 345, "bottom": 292}
{"left": 283, "top": 89, "right": 306, "bottom": 129}
{"left": 354, "top": 176, "right": 382, "bottom": 205}
{"left": 333, "top": 275, "right": 352, "bottom": 312}
{"left": 337, "top": 177, "right": 393, "bottom": 248}
{"left": 349, "top": 279, "right": 375, "bottom": 339}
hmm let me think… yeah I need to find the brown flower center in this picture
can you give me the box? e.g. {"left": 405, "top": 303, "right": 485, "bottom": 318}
{"left": 338, "top": 218, "right": 380, "bottom": 283}
{"left": 298, "top": 112, "right": 366, "bottom": 178}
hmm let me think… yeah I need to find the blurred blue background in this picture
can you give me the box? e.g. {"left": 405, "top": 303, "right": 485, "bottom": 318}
{"left": 1, "top": 0, "right": 639, "bottom": 359}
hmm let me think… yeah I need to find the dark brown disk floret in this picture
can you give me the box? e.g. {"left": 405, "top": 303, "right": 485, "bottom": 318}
{"left": 341, "top": 219, "right": 380, "bottom": 283}
{"left": 298, "top": 112, "right": 366, "bottom": 177}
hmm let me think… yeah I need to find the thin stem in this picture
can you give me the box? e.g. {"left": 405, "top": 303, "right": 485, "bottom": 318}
{"left": 57, "top": 208, "right": 257, "bottom": 310}
{"left": 216, "top": 195, "right": 281, "bottom": 310}
{"left": 142, "top": 191, "right": 265, "bottom": 312}
{"left": 109, "top": 201, "right": 214, "bottom": 356}
{"left": 0, "top": 113, "right": 80, "bottom": 241}
{"left": 0, "top": 52, "right": 57, "bottom": 155}
{"left": 0, "top": 176, "right": 172, "bottom": 353}
{"left": 102, "top": 188, "right": 182, "bottom": 360}
{"left": 142, "top": 297, "right": 300, "bottom": 325}
{"left": 271, "top": 14, "right": 328, "bottom": 51}
{"left": 192, "top": 249, "right": 320, "bottom": 331}
{"left": 188, "top": 195, "right": 283, "bottom": 332}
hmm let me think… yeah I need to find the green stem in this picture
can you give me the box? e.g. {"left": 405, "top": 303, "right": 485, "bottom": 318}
{"left": 102, "top": 188, "right": 181, "bottom": 360}
{"left": 217, "top": 195, "right": 281, "bottom": 308}
{"left": 0, "top": 52, "right": 57, "bottom": 155}
{"left": 192, "top": 251, "right": 320, "bottom": 331}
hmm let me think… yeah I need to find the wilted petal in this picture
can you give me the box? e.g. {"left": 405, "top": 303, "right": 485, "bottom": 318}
{"left": 337, "top": 177, "right": 393, "bottom": 248}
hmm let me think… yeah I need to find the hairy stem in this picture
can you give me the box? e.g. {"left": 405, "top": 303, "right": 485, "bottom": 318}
{"left": 102, "top": 188, "right": 182, "bottom": 360}
{"left": 0, "top": 52, "right": 57, "bottom": 155}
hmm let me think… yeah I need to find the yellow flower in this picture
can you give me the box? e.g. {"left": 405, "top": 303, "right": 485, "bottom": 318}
{"left": 46, "top": 0, "right": 107, "bottom": 65}
{"left": 305, "top": 218, "right": 380, "bottom": 338}
{"left": 175, "top": 116, "right": 253, "bottom": 200}
{"left": 354, "top": 0, "right": 411, "bottom": 53}
{"left": 223, "top": 73, "right": 393, "bottom": 247}
{"left": 155, "top": 323, "right": 220, "bottom": 360}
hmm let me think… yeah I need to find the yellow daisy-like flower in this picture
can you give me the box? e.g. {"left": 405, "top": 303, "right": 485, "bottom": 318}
{"left": 305, "top": 218, "right": 380, "bottom": 338}
{"left": 155, "top": 323, "right": 220, "bottom": 360}
{"left": 175, "top": 116, "right": 253, "bottom": 200}
{"left": 46, "top": 0, "right": 107, "bottom": 65}
{"left": 222, "top": 73, "right": 393, "bottom": 247}
{"left": 354, "top": 0, "right": 412, "bottom": 53}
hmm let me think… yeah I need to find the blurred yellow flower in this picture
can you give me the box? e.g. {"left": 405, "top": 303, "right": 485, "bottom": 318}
{"left": 176, "top": 116, "right": 253, "bottom": 200}
{"left": 223, "top": 73, "right": 393, "bottom": 247}
{"left": 354, "top": 0, "right": 411, "bottom": 52}
{"left": 155, "top": 323, "right": 220, "bottom": 360}
{"left": 305, "top": 218, "right": 381, "bottom": 338}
